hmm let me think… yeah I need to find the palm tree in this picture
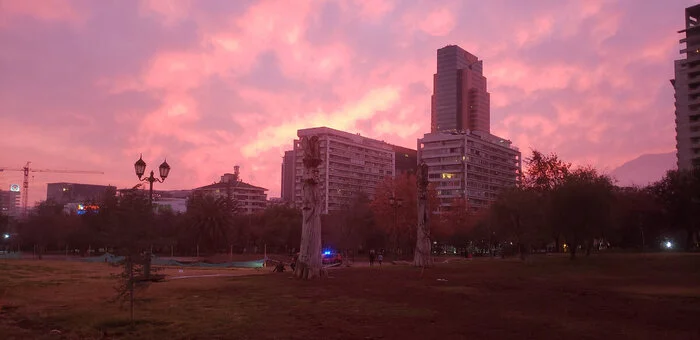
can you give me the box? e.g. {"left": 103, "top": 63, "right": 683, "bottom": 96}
{"left": 186, "top": 193, "right": 234, "bottom": 254}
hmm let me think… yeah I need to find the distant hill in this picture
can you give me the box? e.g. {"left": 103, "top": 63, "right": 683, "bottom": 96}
{"left": 610, "top": 152, "right": 676, "bottom": 187}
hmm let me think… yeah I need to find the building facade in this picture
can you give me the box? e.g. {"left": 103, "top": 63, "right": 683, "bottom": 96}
{"left": 418, "top": 131, "right": 521, "bottom": 211}
{"left": 281, "top": 150, "right": 295, "bottom": 203}
{"left": 193, "top": 167, "right": 268, "bottom": 214}
{"left": 431, "top": 45, "right": 491, "bottom": 133}
{"left": 391, "top": 145, "right": 418, "bottom": 176}
{"left": 673, "top": 4, "right": 700, "bottom": 170}
{"left": 293, "top": 127, "right": 396, "bottom": 214}
{"left": 46, "top": 183, "right": 116, "bottom": 206}
{"left": 0, "top": 190, "right": 20, "bottom": 217}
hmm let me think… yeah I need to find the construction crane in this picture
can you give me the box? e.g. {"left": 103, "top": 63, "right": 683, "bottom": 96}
{"left": 0, "top": 161, "right": 104, "bottom": 217}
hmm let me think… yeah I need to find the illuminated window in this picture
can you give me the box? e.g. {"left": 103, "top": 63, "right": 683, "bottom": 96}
{"left": 441, "top": 173, "right": 454, "bottom": 179}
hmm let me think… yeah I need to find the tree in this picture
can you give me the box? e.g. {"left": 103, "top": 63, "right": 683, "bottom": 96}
{"left": 610, "top": 186, "right": 663, "bottom": 250}
{"left": 20, "top": 200, "right": 68, "bottom": 258}
{"left": 522, "top": 149, "right": 572, "bottom": 251}
{"left": 371, "top": 174, "right": 418, "bottom": 258}
{"left": 106, "top": 188, "right": 160, "bottom": 326}
{"left": 435, "top": 197, "right": 473, "bottom": 247}
{"left": 414, "top": 162, "right": 432, "bottom": 268}
{"left": 186, "top": 193, "right": 234, "bottom": 254}
{"left": 259, "top": 205, "right": 302, "bottom": 253}
{"left": 523, "top": 150, "right": 571, "bottom": 191}
{"left": 489, "top": 187, "right": 544, "bottom": 259}
{"left": 323, "top": 192, "right": 374, "bottom": 255}
{"left": 551, "top": 167, "right": 615, "bottom": 259}
{"left": 295, "top": 135, "right": 324, "bottom": 280}
{"left": 650, "top": 169, "right": 700, "bottom": 251}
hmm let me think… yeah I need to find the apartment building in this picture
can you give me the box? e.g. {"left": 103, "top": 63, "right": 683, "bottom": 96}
{"left": 418, "top": 130, "right": 521, "bottom": 211}
{"left": 193, "top": 166, "right": 268, "bottom": 214}
{"left": 293, "top": 127, "right": 396, "bottom": 214}
{"left": 673, "top": 4, "right": 700, "bottom": 170}
{"left": 280, "top": 150, "right": 295, "bottom": 203}
{"left": 0, "top": 190, "right": 20, "bottom": 217}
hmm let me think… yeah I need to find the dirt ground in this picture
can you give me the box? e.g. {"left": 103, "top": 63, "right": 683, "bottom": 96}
{"left": 1, "top": 253, "right": 699, "bottom": 339}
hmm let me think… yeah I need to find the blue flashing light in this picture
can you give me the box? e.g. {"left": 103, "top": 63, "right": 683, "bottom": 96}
{"left": 323, "top": 251, "right": 331, "bottom": 256}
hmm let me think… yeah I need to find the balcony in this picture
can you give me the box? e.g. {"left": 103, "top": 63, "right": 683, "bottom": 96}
{"left": 690, "top": 86, "right": 700, "bottom": 96}
{"left": 690, "top": 95, "right": 700, "bottom": 107}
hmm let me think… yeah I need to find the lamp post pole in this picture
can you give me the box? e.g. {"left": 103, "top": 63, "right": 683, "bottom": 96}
{"left": 133, "top": 155, "right": 171, "bottom": 279}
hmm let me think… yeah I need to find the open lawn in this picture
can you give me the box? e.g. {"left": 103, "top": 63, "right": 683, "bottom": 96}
{"left": 1, "top": 253, "right": 699, "bottom": 339}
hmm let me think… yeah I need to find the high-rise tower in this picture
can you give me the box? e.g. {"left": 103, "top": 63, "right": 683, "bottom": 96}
{"left": 673, "top": 4, "right": 700, "bottom": 170}
{"left": 431, "top": 45, "right": 490, "bottom": 133}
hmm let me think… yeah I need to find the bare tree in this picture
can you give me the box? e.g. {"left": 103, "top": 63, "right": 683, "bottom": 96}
{"left": 294, "top": 136, "right": 324, "bottom": 279}
{"left": 414, "top": 162, "right": 432, "bottom": 268}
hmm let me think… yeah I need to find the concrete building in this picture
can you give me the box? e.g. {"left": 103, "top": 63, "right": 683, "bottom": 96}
{"left": 46, "top": 183, "right": 116, "bottom": 206}
{"left": 0, "top": 190, "right": 20, "bottom": 217}
{"left": 391, "top": 144, "right": 418, "bottom": 176}
{"left": 431, "top": 45, "right": 490, "bottom": 133}
{"left": 193, "top": 166, "right": 268, "bottom": 214}
{"left": 673, "top": 4, "right": 700, "bottom": 170}
{"left": 293, "top": 127, "right": 396, "bottom": 214}
{"left": 281, "top": 150, "right": 295, "bottom": 203}
{"left": 418, "top": 131, "right": 521, "bottom": 211}
{"left": 422, "top": 44, "right": 520, "bottom": 211}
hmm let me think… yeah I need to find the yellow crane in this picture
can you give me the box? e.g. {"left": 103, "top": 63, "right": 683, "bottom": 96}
{"left": 0, "top": 161, "right": 104, "bottom": 217}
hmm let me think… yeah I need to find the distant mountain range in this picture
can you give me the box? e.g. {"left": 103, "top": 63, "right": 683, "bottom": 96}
{"left": 609, "top": 152, "right": 676, "bottom": 187}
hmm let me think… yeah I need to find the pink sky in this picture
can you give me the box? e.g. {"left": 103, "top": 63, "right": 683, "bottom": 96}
{"left": 0, "top": 0, "right": 694, "bottom": 204}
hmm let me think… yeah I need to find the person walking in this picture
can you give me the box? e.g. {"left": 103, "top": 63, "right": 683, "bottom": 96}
{"left": 377, "top": 253, "right": 383, "bottom": 266}
{"left": 369, "top": 250, "right": 375, "bottom": 267}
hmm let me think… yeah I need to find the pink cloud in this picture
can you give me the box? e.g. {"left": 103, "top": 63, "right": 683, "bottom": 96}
{"left": 0, "top": 0, "right": 85, "bottom": 25}
{"left": 0, "top": 0, "right": 696, "bottom": 203}
{"left": 419, "top": 8, "right": 456, "bottom": 36}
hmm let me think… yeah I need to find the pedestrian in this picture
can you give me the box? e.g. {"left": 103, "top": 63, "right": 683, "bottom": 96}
{"left": 369, "top": 250, "right": 375, "bottom": 267}
{"left": 377, "top": 253, "right": 383, "bottom": 266}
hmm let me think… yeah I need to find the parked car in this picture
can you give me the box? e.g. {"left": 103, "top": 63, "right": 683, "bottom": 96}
{"left": 322, "top": 251, "right": 342, "bottom": 264}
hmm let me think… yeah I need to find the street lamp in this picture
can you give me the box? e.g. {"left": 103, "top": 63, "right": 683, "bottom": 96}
{"left": 389, "top": 196, "right": 403, "bottom": 259}
{"left": 134, "top": 154, "right": 171, "bottom": 205}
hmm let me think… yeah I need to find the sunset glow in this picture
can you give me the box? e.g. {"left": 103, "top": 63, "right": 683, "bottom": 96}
{"left": 0, "top": 0, "right": 693, "bottom": 204}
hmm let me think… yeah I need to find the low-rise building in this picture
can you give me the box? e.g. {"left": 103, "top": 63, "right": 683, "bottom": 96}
{"left": 418, "top": 130, "right": 521, "bottom": 211}
{"left": 47, "top": 183, "right": 116, "bottom": 206}
{"left": 193, "top": 166, "right": 268, "bottom": 214}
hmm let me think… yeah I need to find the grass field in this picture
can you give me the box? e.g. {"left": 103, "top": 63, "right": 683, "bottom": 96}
{"left": 1, "top": 253, "right": 699, "bottom": 339}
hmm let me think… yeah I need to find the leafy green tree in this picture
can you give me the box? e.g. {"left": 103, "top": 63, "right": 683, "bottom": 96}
{"left": 186, "top": 193, "right": 234, "bottom": 253}
{"left": 610, "top": 186, "right": 663, "bottom": 250}
{"left": 521, "top": 150, "right": 572, "bottom": 251}
{"left": 324, "top": 193, "right": 375, "bottom": 254}
{"left": 650, "top": 169, "right": 700, "bottom": 251}
{"left": 259, "top": 205, "right": 302, "bottom": 253}
{"left": 490, "top": 187, "right": 544, "bottom": 259}
{"left": 551, "top": 167, "right": 615, "bottom": 259}
{"left": 20, "top": 200, "right": 68, "bottom": 258}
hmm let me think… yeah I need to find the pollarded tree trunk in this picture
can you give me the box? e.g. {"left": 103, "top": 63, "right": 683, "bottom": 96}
{"left": 414, "top": 162, "right": 433, "bottom": 268}
{"left": 414, "top": 199, "right": 432, "bottom": 267}
{"left": 295, "top": 135, "right": 324, "bottom": 280}
{"left": 296, "top": 202, "right": 322, "bottom": 279}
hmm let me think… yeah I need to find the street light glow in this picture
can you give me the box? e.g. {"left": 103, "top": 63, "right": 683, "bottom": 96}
{"left": 666, "top": 241, "right": 672, "bottom": 249}
{"left": 2, "top": 234, "right": 9, "bottom": 239}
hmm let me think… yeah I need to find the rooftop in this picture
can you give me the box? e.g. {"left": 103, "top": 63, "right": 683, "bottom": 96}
{"left": 195, "top": 180, "right": 267, "bottom": 192}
